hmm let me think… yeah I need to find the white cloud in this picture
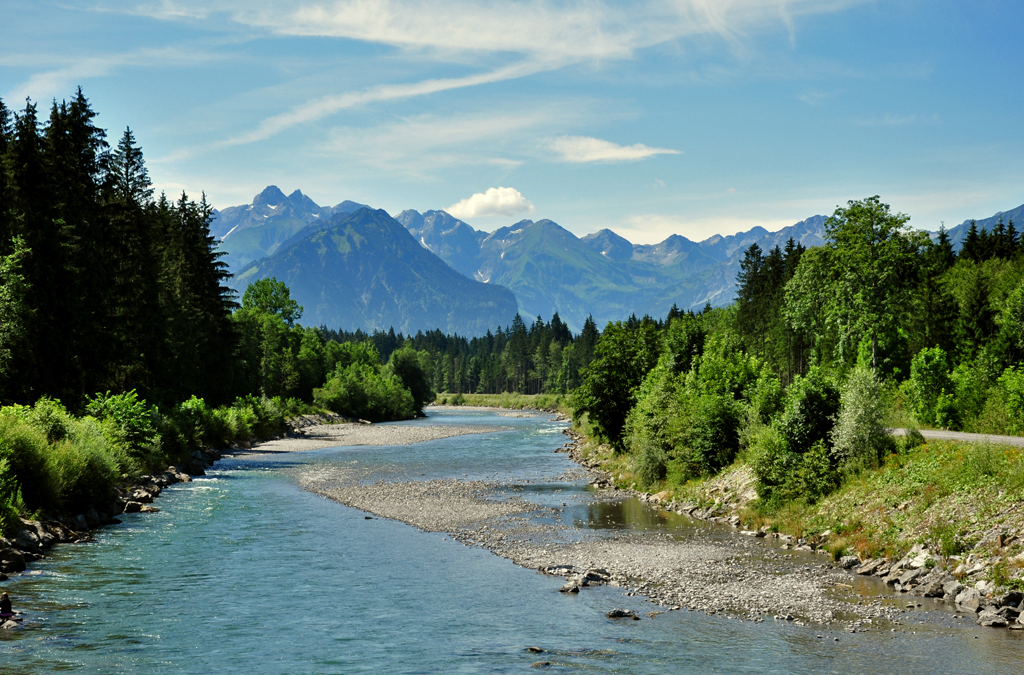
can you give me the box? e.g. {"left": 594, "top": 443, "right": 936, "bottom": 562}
{"left": 550, "top": 135, "right": 680, "bottom": 163}
{"left": 447, "top": 187, "right": 535, "bottom": 219}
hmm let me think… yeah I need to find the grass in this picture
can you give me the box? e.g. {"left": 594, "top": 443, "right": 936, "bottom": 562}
{"left": 433, "top": 392, "right": 572, "bottom": 415}
{"left": 749, "top": 439, "right": 1024, "bottom": 563}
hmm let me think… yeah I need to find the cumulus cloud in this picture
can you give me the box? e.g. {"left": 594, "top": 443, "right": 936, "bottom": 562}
{"left": 550, "top": 136, "right": 680, "bottom": 163}
{"left": 447, "top": 187, "right": 535, "bottom": 219}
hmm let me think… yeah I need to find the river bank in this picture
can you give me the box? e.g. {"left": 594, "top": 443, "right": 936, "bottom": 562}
{"left": 0, "top": 415, "right": 509, "bottom": 622}
{"left": 291, "top": 415, "right": 949, "bottom": 633}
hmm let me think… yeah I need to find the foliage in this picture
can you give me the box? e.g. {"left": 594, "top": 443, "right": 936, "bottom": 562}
{"left": 776, "top": 370, "right": 840, "bottom": 455}
{"left": 830, "top": 366, "right": 892, "bottom": 471}
{"left": 85, "top": 390, "right": 158, "bottom": 456}
{"left": 314, "top": 362, "right": 415, "bottom": 422}
{"left": 385, "top": 346, "right": 434, "bottom": 413}
{"left": 573, "top": 318, "right": 661, "bottom": 449}
{"left": 241, "top": 276, "right": 303, "bottom": 327}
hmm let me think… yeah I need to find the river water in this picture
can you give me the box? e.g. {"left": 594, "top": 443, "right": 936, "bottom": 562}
{"left": 2, "top": 410, "right": 1022, "bottom": 674}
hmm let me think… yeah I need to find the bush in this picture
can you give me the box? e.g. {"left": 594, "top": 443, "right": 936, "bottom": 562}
{"left": 998, "top": 365, "right": 1024, "bottom": 435}
{"left": 634, "top": 438, "right": 668, "bottom": 487}
{"left": 44, "top": 418, "right": 120, "bottom": 514}
{"left": 683, "top": 393, "right": 743, "bottom": 476}
{"left": 907, "top": 347, "right": 954, "bottom": 427}
{"left": 830, "top": 367, "right": 892, "bottom": 471}
{"left": 796, "top": 441, "right": 840, "bottom": 503}
{"left": 85, "top": 390, "right": 158, "bottom": 457}
{"left": 314, "top": 363, "right": 415, "bottom": 422}
{"left": 0, "top": 410, "right": 54, "bottom": 509}
{"left": 777, "top": 370, "right": 840, "bottom": 455}
{"left": 748, "top": 424, "right": 800, "bottom": 508}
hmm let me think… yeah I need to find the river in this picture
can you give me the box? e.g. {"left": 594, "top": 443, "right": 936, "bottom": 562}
{"left": 1, "top": 409, "right": 1022, "bottom": 673}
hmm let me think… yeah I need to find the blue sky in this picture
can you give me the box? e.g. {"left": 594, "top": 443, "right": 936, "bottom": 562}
{"left": 3, "top": 0, "right": 1022, "bottom": 243}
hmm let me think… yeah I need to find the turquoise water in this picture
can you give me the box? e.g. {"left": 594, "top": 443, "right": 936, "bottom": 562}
{"left": 2, "top": 410, "right": 1023, "bottom": 673}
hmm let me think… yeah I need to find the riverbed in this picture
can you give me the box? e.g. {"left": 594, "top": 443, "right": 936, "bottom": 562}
{"left": 2, "top": 410, "right": 1022, "bottom": 673}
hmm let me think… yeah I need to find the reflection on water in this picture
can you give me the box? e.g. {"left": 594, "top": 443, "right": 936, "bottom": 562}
{"left": 2, "top": 409, "right": 1024, "bottom": 674}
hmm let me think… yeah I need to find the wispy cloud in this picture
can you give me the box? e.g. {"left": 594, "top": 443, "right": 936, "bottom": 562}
{"left": 854, "top": 112, "right": 940, "bottom": 126}
{"left": 220, "top": 60, "right": 551, "bottom": 148}
{"left": 447, "top": 187, "right": 534, "bottom": 219}
{"left": 319, "top": 107, "right": 571, "bottom": 172}
{"left": 4, "top": 46, "right": 223, "bottom": 103}
{"left": 549, "top": 135, "right": 680, "bottom": 163}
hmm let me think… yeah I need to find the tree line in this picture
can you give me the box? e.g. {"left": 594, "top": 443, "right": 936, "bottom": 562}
{"left": 574, "top": 196, "right": 1024, "bottom": 510}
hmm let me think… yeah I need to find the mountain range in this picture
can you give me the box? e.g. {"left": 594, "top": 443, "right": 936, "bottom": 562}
{"left": 212, "top": 185, "right": 368, "bottom": 270}
{"left": 397, "top": 209, "right": 826, "bottom": 330}
{"left": 218, "top": 186, "right": 1023, "bottom": 335}
{"left": 231, "top": 208, "right": 518, "bottom": 335}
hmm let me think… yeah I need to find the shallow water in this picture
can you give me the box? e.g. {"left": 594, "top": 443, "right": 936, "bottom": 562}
{"left": 2, "top": 410, "right": 1022, "bottom": 673}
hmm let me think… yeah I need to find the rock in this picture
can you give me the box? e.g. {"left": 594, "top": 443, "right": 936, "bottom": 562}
{"left": 559, "top": 582, "right": 580, "bottom": 593}
{"left": 977, "top": 610, "right": 1008, "bottom": 628}
{"left": 918, "top": 580, "right": 945, "bottom": 598}
{"left": 606, "top": 609, "right": 640, "bottom": 620}
{"left": 942, "top": 579, "right": 964, "bottom": 599}
{"left": 909, "top": 549, "right": 933, "bottom": 569}
{"left": 530, "top": 661, "right": 552, "bottom": 668}
{"left": 123, "top": 502, "right": 143, "bottom": 514}
{"left": 838, "top": 556, "right": 860, "bottom": 569}
{"left": 84, "top": 508, "right": 101, "bottom": 528}
{"left": 129, "top": 489, "right": 154, "bottom": 504}
{"left": 956, "top": 588, "right": 983, "bottom": 613}
{"left": 1, "top": 620, "right": 18, "bottom": 630}
{"left": 998, "top": 590, "right": 1024, "bottom": 608}
{"left": 526, "top": 647, "right": 544, "bottom": 653}
{"left": 139, "top": 505, "right": 159, "bottom": 513}
{"left": 12, "top": 528, "right": 41, "bottom": 553}
{"left": 585, "top": 569, "right": 611, "bottom": 582}
{"left": 0, "top": 548, "right": 26, "bottom": 573}
{"left": 69, "top": 514, "right": 89, "bottom": 532}
{"left": 853, "top": 559, "right": 883, "bottom": 575}
{"left": 652, "top": 490, "right": 672, "bottom": 504}
{"left": 996, "top": 605, "right": 1020, "bottom": 621}
{"left": 898, "top": 567, "right": 925, "bottom": 587}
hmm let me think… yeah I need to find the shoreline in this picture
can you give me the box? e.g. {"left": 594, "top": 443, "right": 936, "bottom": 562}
{"left": 295, "top": 422, "right": 941, "bottom": 633}
{"left": 0, "top": 416, "right": 512, "bottom": 626}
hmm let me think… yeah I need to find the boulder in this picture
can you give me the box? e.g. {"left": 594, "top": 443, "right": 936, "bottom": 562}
{"left": 956, "top": 588, "right": 983, "bottom": 613}
{"left": 996, "top": 605, "right": 1020, "bottom": 621}
{"left": 838, "top": 556, "right": 860, "bottom": 570}
{"left": 12, "top": 528, "right": 41, "bottom": 553}
{"left": 69, "top": 514, "right": 89, "bottom": 532}
{"left": 898, "top": 568, "right": 925, "bottom": 587}
{"left": 559, "top": 582, "right": 580, "bottom": 593}
{"left": 909, "top": 549, "right": 933, "bottom": 569}
{"left": 606, "top": 609, "right": 640, "bottom": 620}
{"left": 977, "top": 610, "right": 1008, "bottom": 628}
{"left": 853, "top": 559, "right": 884, "bottom": 575}
{"left": 84, "top": 509, "right": 101, "bottom": 528}
{"left": 122, "top": 502, "right": 143, "bottom": 514}
{"left": 942, "top": 579, "right": 964, "bottom": 599}
{"left": 140, "top": 505, "right": 159, "bottom": 513}
{"left": 918, "top": 580, "right": 945, "bottom": 598}
{"left": 0, "top": 548, "right": 26, "bottom": 573}
{"left": 0, "top": 620, "right": 18, "bottom": 630}
{"left": 585, "top": 569, "right": 611, "bottom": 582}
{"left": 997, "top": 590, "right": 1024, "bottom": 608}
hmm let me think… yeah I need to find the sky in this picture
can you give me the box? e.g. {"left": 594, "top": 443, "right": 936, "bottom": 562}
{"left": 2, "top": 0, "right": 1023, "bottom": 244}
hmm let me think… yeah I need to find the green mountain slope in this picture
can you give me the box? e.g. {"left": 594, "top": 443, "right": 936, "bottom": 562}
{"left": 232, "top": 209, "right": 518, "bottom": 335}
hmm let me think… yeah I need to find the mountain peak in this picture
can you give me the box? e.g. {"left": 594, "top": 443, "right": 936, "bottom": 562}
{"left": 581, "top": 228, "right": 633, "bottom": 260}
{"left": 253, "top": 185, "right": 287, "bottom": 207}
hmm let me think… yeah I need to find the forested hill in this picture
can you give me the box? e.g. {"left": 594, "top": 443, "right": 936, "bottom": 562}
{"left": 231, "top": 208, "right": 519, "bottom": 336}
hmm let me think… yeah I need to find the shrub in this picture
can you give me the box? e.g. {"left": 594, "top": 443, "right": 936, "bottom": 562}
{"left": 831, "top": 367, "right": 892, "bottom": 471}
{"left": 998, "top": 365, "right": 1024, "bottom": 435}
{"left": 796, "top": 441, "right": 840, "bottom": 503}
{"left": 908, "top": 347, "right": 954, "bottom": 427}
{"left": 777, "top": 370, "right": 840, "bottom": 455}
{"left": 683, "top": 393, "right": 743, "bottom": 476}
{"left": 85, "top": 390, "right": 159, "bottom": 457}
{"left": 634, "top": 438, "right": 668, "bottom": 487}
{"left": 314, "top": 363, "right": 415, "bottom": 422}
{"left": 44, "top": 418, "right": 120, "bottom": 513}
{"left": 748, "top": 424, "right": 800, "bottom": 508}
{"left": 0, "top": 411, "right": 53, "bottom": 510}
{"left": 0, "top": 453, "right": 24, "bottom": 536}
{"left": 24, "top": 397, "right": 74, "bottom": 443}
